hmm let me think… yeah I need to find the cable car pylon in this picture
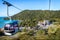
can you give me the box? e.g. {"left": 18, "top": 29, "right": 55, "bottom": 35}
{"left": 2, "top": 0, "right": 21, "bottom": 21}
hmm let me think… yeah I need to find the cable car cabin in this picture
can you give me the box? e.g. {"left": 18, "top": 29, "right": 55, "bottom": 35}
{"left": 4, "top": 20, "right": 19, "bottom": 35}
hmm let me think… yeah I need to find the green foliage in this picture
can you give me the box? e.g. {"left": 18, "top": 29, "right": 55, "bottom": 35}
{"left": 0, "top": 28, "right": 60, "bottom": 40}
{"left": 11, "top": 10, "right": 60, "bottom": 27}
{"left": 27, "top": 30, "right": 35, "bottom": 36}
{"left": 55, "top": 28, "right": 60, "bottom": 40}
{"left": 12, "top": 10, "right": 60, "bottom": 20}
{"left": 22, "top": 27, "right": 27, "bottom": 32}
{"left": 19, "top": 34, "right": 35, "bottom": 40}
{"left": 0, "top": 36, "right": 13, "bottom": 40}
{"left": 36, "top": 30, "right": 45, "bottom": 36}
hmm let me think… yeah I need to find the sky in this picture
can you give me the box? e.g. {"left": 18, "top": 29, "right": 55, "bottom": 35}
{"left": 0, "top": 0, "right": 60, "bottom": 17}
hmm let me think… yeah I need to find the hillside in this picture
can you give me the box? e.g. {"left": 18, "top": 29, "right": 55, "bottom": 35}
{"left": 12, "top": 10, "right": 60, "bottom": 20}
{"left": 11, "top": 10, "right": 60, "bottom": 27}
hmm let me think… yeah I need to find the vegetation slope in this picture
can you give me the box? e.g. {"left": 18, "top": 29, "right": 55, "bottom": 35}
{"left": 11, "top": 10, "right": 60, "bottom": 26}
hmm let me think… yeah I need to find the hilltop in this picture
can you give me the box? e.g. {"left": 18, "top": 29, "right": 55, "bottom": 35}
{"left": 12, "top": 10, "right": 60, "bottom": 20}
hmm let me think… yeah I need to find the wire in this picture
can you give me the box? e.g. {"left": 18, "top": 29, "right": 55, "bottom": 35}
{"left": 12, "top": 5, "right": 21, "bottom": 10}
{"left": 2, "top": 0, "right": 21, "bottom": 10}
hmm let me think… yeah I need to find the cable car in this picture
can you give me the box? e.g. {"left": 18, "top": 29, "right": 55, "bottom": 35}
{"left": 2, "top": 0, "right": 21, "bottom": 35}
{"left": 3, "top": 20, "right": 19, "bottom": 35}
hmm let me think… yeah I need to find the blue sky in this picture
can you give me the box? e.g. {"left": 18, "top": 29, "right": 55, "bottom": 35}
{"left": 0, "top": 0, "right": 60, "bottom": 17}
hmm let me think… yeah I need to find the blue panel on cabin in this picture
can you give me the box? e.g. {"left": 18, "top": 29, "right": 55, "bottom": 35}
{"left": 0, "top": 20, "right": 18, "bottom": 28}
